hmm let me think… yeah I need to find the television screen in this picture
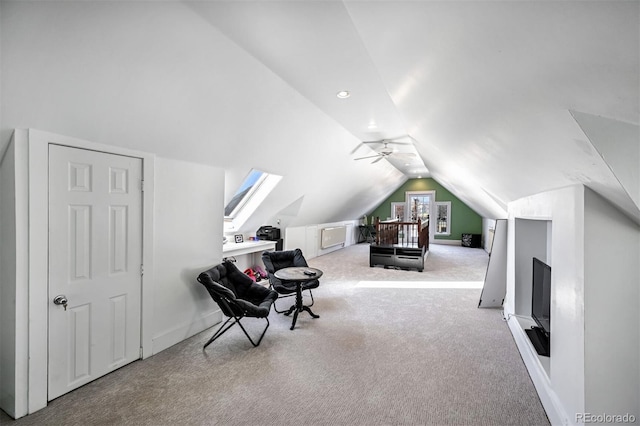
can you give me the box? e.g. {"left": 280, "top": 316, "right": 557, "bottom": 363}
{"left": 531, "top": 257, "right": 551, "bottom": 335}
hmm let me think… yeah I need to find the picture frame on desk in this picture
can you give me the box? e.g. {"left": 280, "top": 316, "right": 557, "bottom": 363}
{"left": 234, "top": 234, "right": 243, "bottom": 243}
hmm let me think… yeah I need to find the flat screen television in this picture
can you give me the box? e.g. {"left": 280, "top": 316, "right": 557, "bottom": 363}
{"left": 526, "top": 257, "right": 551, "bottom": 356}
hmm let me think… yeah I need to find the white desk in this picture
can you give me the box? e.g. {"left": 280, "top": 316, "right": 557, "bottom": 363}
{"left": 222, "top": 240, "right": 276, "bottom": 271}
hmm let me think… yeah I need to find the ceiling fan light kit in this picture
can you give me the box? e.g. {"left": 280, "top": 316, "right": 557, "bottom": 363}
{"left": 354, "top": 135, "right": 417, "bottom": 163}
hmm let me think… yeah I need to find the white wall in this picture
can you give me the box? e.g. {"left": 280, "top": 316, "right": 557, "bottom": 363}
{"left": 506, "top": 185, "right": 640, "bottom": 425}
{"left": 0, "top": 135, "right": 29, "bottom": 419}
{"left": 285, "top": 220, "right": 360, "bottom": 260}
{"left": 506, "top": 185, "right": 586, "bottom": 424}
{"left": 0, "top": 1, "right": 405, "bottom": 235}
{"left": 482, "top": 218, "right": 496, "bottom": 252}
{"left": 571, "top": 111, "right": 640, "bottom": 212}
{"left": 0, "top": 141, "right": 17, "bottom": 417}
{"left": 583, "top": 188, "right": 639, "bottom": 416}
{"left": 151, "top": 158, "right": 225, "bottom": 354}
{"left": 513, "top": 219, "right": 549, "bottom": 316}
{"left": 0, "top": 130, "right": 228, "bottom": 419}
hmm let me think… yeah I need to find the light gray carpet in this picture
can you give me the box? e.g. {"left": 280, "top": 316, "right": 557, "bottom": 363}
{"left": 0, "top": 244, "right": 549, "bottom": 425}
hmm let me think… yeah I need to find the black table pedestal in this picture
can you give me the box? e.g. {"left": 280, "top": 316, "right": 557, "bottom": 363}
{"left": 283, "top": 285, "right": 320, "bottom": 330}
{"left": 274, "top": 267, "right": 323, "bottom": 330}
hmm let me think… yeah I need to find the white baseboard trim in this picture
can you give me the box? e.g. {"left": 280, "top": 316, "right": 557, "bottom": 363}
{"left": 432, "top": 239, "right": 461, "bottom": 246}
{"left": 317, "top": 242, "right": 345, "bottom": 257}
{"left": 151, "top": 309, "right": 222, "bottom": 355}
{"left": 506, "top": 313, "right": 568, "bottom": 425}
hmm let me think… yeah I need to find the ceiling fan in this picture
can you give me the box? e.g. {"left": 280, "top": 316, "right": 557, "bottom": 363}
{"left": 354, "top": 136, "right": 415, "bottom": 164}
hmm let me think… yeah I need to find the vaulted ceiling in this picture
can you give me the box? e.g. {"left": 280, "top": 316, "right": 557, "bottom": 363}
{"left": 189, "top": 0, "right": 640, "bottom": 221}
{"left": 1, "top": 1, "right": 638, "bottom": 231}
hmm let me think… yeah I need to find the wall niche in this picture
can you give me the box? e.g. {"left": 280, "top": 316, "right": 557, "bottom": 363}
{"left": 513, "top": 218, "right": 552, "bottom": 376}
{"left": 505, "top": 185, "right": 639, "bottom": 425}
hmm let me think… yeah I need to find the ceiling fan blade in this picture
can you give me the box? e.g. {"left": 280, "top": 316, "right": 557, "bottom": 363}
{"left": 371, "top": 156, "right": 385, "bottom": 164}
{"left": 362, "top": 139, "right": 411, "bottom": 146}
{"left": 363, "top": 134, "right": 414, "bottom": 145}
{"left": 388, "top": 134, "right": 413, "bottom": 141}
{"left": 354, "top": 154, "right": 382, "bottom": 160}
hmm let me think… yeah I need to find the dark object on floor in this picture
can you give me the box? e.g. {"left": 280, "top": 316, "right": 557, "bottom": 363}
{"left": 369, "top": 219, "right": 429, "bottom": 271}
{"left": 198, "top": 260, "right": 278, "bottom": 348}
{"left": 461, "top": 233, "right": 482, "bottom": 248}
{"left": 262, "top": 249, "right": 320, "bottom": 315}
{"left": 370, "top": 245, "right": 426, "bottom": 272}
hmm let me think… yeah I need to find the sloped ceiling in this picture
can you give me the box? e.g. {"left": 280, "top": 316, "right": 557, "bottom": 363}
{"left": 0, "top": 0, "right": 407, "bottom": 234}
{"left": 188, "top": 0, "right": 640, "bottom": 222}
{"left": 1, "top": 1, "right": 638, "bottom": 231}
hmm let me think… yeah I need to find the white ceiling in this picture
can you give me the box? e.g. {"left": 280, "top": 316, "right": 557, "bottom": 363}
{"left": 1, "top": 1, "right": 637, "bottom": 229}
{"left": 189, "top": 0, "right": 639, "bottom": 221}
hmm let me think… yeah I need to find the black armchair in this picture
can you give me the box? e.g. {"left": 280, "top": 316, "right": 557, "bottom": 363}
{"left": 198, "top": 260, "right": 278, "bottom": 348}
{"left": 261, "top": 249, "right": 319, "bottom": 314}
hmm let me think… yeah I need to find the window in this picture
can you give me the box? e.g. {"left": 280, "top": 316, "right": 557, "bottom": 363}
{"left": 390, "top": 202, "right": 405, "bottom": 221}
{"left": 224, "top": 169, "right": 282, "bottom": 233}
{"left": 224, "top": 169, "right": 267, "bottom": 218}
{"left": 405, "top": 191, "right": 434, "bottom": 223}
{"left": 435, "top": 201, "right": 451, "bottom": 235}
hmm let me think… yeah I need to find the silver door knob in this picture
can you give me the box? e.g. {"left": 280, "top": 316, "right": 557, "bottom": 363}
{"left": 53, "top": 295, "right": 68, "bottom": 311}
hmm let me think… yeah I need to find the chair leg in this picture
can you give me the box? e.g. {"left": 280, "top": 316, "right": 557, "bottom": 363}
{"left": 203, "top": 316, "right": 236, "bottom": 349}
{"left": 273, "top": 293, "right": 295, "bottom": 313}
{"left": 237, "top": 317, "right": 270, "bottom": 347}
{"left": 203, "top": 316, "right": 271, "bottom": 349}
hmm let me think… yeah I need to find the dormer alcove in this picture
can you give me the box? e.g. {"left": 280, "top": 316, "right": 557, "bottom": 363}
{"left": 512, "top": 218, "right": 552, "bottom": 376}
{"left": 505, "top": 185, "right": 639, "bottom": 424}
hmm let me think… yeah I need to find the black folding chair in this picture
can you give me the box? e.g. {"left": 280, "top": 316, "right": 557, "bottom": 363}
{"left": 261, "top": 249, "right": 319, "bottom": 314}
{"left": 198, "top": 260, "right": 278, "bottom": 348}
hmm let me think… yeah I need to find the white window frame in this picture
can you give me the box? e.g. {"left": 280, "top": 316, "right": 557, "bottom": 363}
{"left": 224, "top": 169, "right": 268, "bottom": 220}
{"left": 405, "top": 190, "right": 436, "bottom": 243}
{"left": 435, "top": 201, "right": 451, "bottom": 236}
{"left": 224, "top": 169, "right": 282, "bottom": 233}
{"left": 390, "top": 202, "right": 405, "bottom": 221}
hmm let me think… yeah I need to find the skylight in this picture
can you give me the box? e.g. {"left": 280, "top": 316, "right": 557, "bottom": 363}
{"left": 224, "top": 168, "right": 282, "bottom": 233}
{"left": 224, "top": 169, "right": 267, "bottom": 218}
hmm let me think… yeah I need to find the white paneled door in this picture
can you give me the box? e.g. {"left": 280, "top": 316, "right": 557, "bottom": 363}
{"left": 48, "top": 145, "right": 143, "bottom": 400}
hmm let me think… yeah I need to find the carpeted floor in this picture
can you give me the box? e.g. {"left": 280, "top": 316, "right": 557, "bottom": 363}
{"left": 0, "top": 243, "right": 549, "bottom": 426}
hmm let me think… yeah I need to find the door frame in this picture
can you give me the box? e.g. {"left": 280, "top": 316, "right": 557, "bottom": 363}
{"left": 22, "top": 129, "right": 156, "bottom": 414}
{"left": 405, "top": 190, "right": 436, "bottom": 242}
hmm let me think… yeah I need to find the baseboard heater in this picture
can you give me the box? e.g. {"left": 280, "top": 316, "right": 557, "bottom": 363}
{"left": 321, "top": 226, "right": 347, "bottom": 249}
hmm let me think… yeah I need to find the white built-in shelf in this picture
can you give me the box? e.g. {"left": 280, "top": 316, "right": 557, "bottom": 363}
{"left": 515, "top": 316, "right": 551, "bottom": 376}
{"left": 222, "top": 240, "right": 276, "bottom": 257}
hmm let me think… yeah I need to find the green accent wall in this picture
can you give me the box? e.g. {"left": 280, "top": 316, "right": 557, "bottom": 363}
{"left": 369, "top": 178, "right": 482, "bottom": 240}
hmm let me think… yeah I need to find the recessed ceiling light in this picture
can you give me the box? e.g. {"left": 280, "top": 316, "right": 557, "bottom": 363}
{"left": 336, "top": 90, "right": 350, "bottom": 99}
{"left": 368, "top": 121, "right": 377, "bottom": 129}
